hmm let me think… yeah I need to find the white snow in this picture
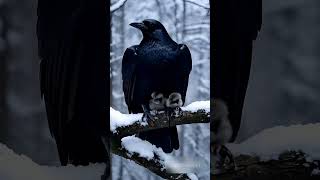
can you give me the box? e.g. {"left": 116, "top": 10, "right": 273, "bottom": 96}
{"left": 111, "top": 100, "right": 210, "bottom": 132}
{"left": 121, "top": 136, "right": 200, "bottom": 178}
{"left": 181, "top": 101, "right": 210, "bottom": 113}
{"left": 110, "top": 107, "right": 144, "bottom": 132}
{"left": 121, "top": 135, "right": 166, "bottom": 162}
{"left": 228, "top": 123, "right": 320, "bottom": 161}
{"left": 187, "top": 173, "right": 199, "bottom": 180}
{"left": 0, "top": 144, "right": 105, "bottom": 180}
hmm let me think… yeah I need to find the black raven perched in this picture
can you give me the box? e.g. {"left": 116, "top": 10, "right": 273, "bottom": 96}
{"left": 37, "top": 0, "right": 109, "bottom": 166}
{"left": 211, "top": 0, "right": 262, "bottom": 173}
{"left": 212, "top": 0, "right": 262, "bottom": 143}
{"left": 122, "top": 19, "right": 192, "bottom": 153}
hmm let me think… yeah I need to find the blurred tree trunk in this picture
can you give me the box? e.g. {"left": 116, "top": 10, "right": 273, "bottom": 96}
{"left": 0, "top": 2, "right": 9, "bottom": 142}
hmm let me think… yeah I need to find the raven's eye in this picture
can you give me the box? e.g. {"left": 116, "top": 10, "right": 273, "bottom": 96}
{"left": 143, "top": 21, "right": 155, "bottom": 31}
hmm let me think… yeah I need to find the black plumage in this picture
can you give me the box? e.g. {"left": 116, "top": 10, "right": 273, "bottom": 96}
{"left": 122, "top": 19, "right": 192, "bottom": 153}
{"left": 212, "top": 0, "right": 262, "bottom": 142}
{"left": 37, "top": 0, "right": 109, "bottom": 165}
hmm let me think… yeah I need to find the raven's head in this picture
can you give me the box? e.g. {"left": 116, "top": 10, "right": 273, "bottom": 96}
{"left": 130, "top": 19, "right": 171, "bottom": 41}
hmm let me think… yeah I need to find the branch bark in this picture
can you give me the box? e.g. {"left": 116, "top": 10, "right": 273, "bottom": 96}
{"left": 111, "top": 109, "right": 210, "bottom": 138}
{"left": 111, "top": 138, "right": 193, "bottom": 180}
{"left": 211, "top": 151, "right": 320, "bottom": 180}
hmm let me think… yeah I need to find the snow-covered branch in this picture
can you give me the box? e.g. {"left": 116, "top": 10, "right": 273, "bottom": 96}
{"left": 110, "top": 101, "right": 209, "bottom": 179}
{"left": 112, "top": 136, "right": 198, "bottom": 180}
{"left": 212, "top": 151, "right": 320, "bottom": 179}
{"left": 110, "top": 101, "right": 210, "bottom": 137}
{"left": 212, "top": 123, "right": 320, "bottom": 179}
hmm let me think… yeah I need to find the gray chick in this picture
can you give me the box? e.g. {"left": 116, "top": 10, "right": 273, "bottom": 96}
{"left": 165, "top": 92, "right": 183, "bottom": 117}
{"left": 149, "top": 92, "right": 166, "bottom": 114}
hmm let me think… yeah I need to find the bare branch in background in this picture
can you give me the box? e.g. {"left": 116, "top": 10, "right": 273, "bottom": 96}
{"left": 111, "top": 0, "right": 128, "bottom": 13}
{"left": 185, "top": 0, "right": 209, "bottom": 10}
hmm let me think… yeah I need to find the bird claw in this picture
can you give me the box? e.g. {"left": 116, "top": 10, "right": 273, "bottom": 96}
{"left": 150, "top": 110, "right": 159, "bottom": 116}
{"left": 172, "top": 107, "right": 182, "bottom": 117}
{"left": 211, "top": 144, "right": 236, "bottom": 175}
{"left": 142, "top": 111, "right": 156, "bottom": 122}
{"left": 142, "top": 105, "right": 155, "bottom": 121}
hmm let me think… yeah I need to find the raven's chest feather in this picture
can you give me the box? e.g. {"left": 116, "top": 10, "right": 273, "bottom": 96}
{"left": 137, "top": 43, "right": 179, "bottom": 66}
{"left": 133, "top": 44, "right": 180, "bottom": 98}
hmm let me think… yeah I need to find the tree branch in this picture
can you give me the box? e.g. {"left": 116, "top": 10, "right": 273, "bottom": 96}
{"left": 111, "top": 109, "right": 209, "bottom": 138}
{"left": 110, "top": 101, "right": 210, "bottom": 180}
{"left": 211, "top": 151, "right": 320, "bottom": 180}
{"left": 110, "top": 0, "right": 128, "bottom": 13}
{"left": 112, "top": 137, "right": 195, "bottom": 180}
{"left": 185, "top": 0, "right": 209, "bottom": 10}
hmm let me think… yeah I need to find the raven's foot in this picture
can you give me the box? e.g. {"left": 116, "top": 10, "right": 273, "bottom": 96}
{"left": 211, "top": 144, "right": 236, "bottom": 175}
{"left": 172, "top": 107, "right": 183, "bottom": 117}
{"left": 142, "top": 105, "right": 155, "bottom": 121}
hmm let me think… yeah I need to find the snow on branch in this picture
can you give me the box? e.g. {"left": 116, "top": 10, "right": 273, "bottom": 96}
{"left": 112, "top": 136, "right": 198, "bottom": 180}
{"left": 212, "top": 123, "right": 320, "bottom": 179}
{"left": 110, "top": 101, "right": 210, "bottom": 137}
{"left": 110, "top": 101, "right": 209, "bottom": 179}
{"left": 212, "top": 151, "right": 320, "bottom": 179}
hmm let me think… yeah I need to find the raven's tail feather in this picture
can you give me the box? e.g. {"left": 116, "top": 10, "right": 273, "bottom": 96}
{"left": 64, "top": 126, "right": 108, "bottom": 166}
{"left": 139, "top": 127, "right": 179, "bottom": 153}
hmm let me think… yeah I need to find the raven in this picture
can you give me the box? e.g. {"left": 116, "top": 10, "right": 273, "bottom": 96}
{"left": 37, "top": 0, "right": 109, "bottom": 166}
{"left": 212, "top": 0, "right": 262, "bottom": 143}
{"left": 122, "top": 19, "right": 192, "bottom": 153}
{"left": 211, "top": 0, "right": 262, "bottom": 174}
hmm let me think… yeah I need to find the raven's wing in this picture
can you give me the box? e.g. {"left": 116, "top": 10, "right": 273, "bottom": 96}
{"left": 122, "top": 46, "right": 138, "bottom": 113}
{"left": 176, "top": 44, "right": 192, "bottom": 104}
{"left": 212, "top": 0, "right": 262, "bottom": 142}
{"left": 38, "top": 4, "right": 82, "bottom": 165}
{"left": 37, "top": 0, "right": 108, "bottom": 165}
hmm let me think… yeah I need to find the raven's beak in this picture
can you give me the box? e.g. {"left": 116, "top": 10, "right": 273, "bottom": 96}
{"left": 130, "top": 22, "right": 148, "bottom": 31}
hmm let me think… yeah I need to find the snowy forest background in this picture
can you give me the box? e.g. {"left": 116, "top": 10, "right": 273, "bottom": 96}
{"left": 110, "top": 0, "right": 210, "bottom": 179}
{"left": 0, "top": 0, "right": 319, "bottom": 179}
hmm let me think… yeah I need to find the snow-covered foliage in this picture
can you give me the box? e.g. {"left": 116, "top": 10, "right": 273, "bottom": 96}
{"left": 228, "top": 123, "right": 320, "bottom": 161}
{"left": 0, "top": 143, "right": 105, "bottom": 180}
{"left": 110, "top": 0, "right": 210, "bottom": 179}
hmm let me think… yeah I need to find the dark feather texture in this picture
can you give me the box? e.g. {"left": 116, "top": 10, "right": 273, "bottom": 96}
{"left": 37, "top": 0, "right": 108, "bottom": 165}
{"left": 212, "top": 0, "right": 262, "bottom": 142}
